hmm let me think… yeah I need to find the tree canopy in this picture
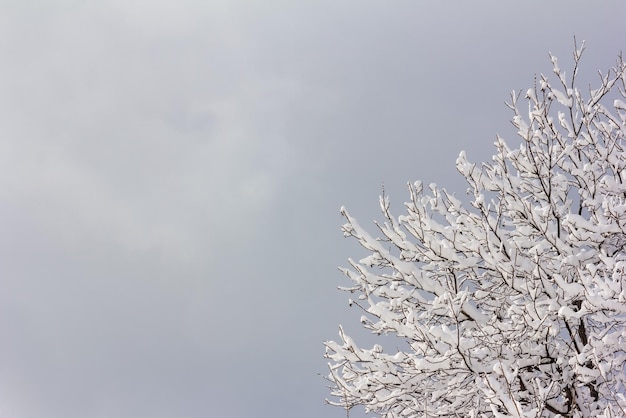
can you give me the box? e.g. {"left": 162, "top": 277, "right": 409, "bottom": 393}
{"left": 325, "top": 44, "right": 626, "bottom": 417}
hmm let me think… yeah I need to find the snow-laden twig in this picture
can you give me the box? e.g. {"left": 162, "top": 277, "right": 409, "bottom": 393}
{"left": 325, "top": 45, "right": 626, "bottom": 417}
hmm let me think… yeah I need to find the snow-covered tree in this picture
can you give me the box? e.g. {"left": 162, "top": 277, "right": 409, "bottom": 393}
{"left": 325, "top": 44, "right": 626, "bottom": 417}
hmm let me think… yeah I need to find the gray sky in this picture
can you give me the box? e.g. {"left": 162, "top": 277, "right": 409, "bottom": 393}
{"left": 0, "top": 1, "right": 622, "bottom": 417}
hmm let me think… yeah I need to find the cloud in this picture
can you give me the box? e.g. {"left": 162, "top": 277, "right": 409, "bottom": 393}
{"left": 0, "top": 2, "right": 300, "bottom": 265}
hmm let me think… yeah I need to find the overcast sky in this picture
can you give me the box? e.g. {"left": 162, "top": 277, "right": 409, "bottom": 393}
{"left": 0, "top": 2, "right": 623, "bottom": 417}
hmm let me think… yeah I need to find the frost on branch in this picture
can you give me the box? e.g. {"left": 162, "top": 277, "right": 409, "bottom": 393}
{"left": 325, "top": 45, "right": 626, "bottom": 417}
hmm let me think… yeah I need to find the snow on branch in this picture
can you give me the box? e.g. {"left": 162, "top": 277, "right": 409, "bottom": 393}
{"left": 325, "top": 44, "right": 626, "bottom": 417}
